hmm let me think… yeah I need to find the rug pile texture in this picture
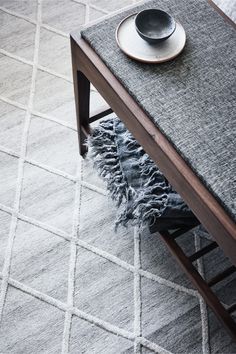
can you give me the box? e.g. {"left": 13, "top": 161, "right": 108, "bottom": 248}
{"left": 0, "top": 0, "right": 235, "bottom": 353}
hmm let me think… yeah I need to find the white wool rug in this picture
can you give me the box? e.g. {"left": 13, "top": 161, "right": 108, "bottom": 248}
{"left": 0, "top": 0, "right": 235, "bottom": 353}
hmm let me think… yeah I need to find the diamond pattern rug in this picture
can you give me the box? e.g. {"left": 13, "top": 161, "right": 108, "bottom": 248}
{"left": 0, "top": 0, "right": 235, "bottom": 353}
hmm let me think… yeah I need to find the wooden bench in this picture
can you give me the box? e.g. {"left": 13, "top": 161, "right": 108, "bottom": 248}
{"left": 70, "top": 0, "right": 236, "bottom": 340}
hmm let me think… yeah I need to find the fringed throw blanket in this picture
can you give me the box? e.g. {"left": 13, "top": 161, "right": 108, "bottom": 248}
{"left": 88, "top": 117, "right": 198, "bottom": 231}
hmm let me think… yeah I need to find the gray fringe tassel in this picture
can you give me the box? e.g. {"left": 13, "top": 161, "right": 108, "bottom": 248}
{"left": 87, "top": 119, "right": 130, "bottom": 206}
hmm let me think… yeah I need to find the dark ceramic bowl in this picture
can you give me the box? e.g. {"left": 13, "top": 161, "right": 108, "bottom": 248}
{"left": 135, "top": 9, "right": 176, "bottom": 44}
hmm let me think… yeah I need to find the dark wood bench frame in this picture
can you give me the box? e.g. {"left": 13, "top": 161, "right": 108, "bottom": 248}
{"left": 70, "top": 1, "right": 236, "bottom": 340}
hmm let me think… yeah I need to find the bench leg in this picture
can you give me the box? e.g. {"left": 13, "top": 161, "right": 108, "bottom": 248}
{"left": 158, "top": 228, "right": 236, "bottom": 341}
{"left": 71, "top": 50, "right": 90, "bottom": 156}
{"left": 71, "top": 37, "right": 114, "bottom": 156}
{"left": 71, "top": 65, "right": 113, "bottom": 157}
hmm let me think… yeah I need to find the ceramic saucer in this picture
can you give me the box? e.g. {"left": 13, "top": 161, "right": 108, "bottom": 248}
{"left": 116, "top": 13, "right": 186, "bottom": 63}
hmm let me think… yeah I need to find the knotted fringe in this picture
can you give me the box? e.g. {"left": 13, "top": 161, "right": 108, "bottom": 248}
{"left": 87, "top": 117, "right": 171, "bottom": 229}
{"left": 87, "top": 119, "right": 132, "bottom": 227}
{"left": 132, "top": 154, "right": 171, "bottom": 227}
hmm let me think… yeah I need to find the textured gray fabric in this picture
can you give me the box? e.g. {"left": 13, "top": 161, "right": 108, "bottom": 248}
{"left": 81, "top": 0, "right": 236, "bottom": 222}
{"left": 88, "top": 117, "right": 198, "bottom": 229}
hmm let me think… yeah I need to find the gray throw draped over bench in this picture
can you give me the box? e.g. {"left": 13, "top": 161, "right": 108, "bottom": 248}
{"left": 88, "top": 117, "right": 199, "bottom": 231}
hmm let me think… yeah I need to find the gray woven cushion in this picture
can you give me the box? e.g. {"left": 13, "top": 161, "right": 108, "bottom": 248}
{"left": 81, "top": 0, "right": 236, "bottom": 222}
